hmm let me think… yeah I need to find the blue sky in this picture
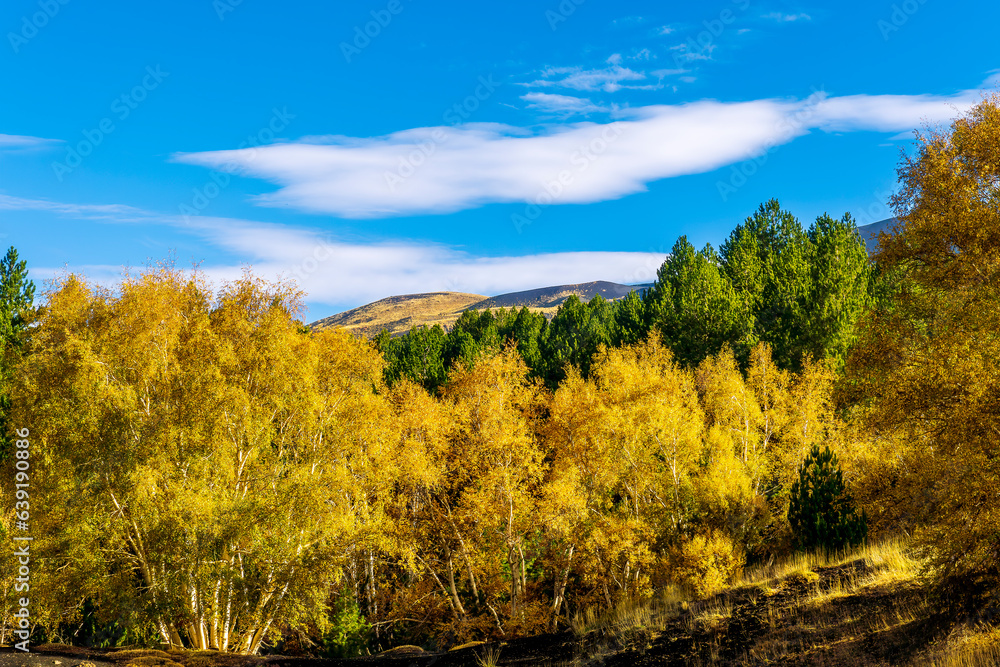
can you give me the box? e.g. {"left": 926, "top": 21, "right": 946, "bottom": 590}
{"left": 1, "top": 0, "right": 997, "bottom": 320}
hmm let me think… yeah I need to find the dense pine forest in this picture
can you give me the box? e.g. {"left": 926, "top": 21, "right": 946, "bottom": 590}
{"left": 1, "top": 98, "right": 998, "bottom": 664}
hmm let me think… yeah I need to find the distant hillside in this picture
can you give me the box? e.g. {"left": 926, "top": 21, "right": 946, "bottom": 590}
{"left": 857, "top": 217, "right": 898, "bottom": 254}
{"left": 310, "top": 281, "right": 651, "bottom": 337}
{"left": 313, "top": 220, "right": 893, "bottom": 338}
{"left": 310, "top": 292, "right": 486, "bottom": 338}
{"left": 472, "top": 280, "right": 650, "bottom": 313}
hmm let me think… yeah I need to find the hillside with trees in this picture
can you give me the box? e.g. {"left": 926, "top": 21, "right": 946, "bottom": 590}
{"left": 1, "top": 97, "right": 999, "bottom": 666}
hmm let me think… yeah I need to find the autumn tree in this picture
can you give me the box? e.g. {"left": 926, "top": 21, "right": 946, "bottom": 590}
{"left": 384, "top": 347, "right": 549, "bottom": 642}
{"left": 843, "top": 95, "right": 1000, "bottom": 581}
{"left": 544, "top": 336, "right": 704, "bottom": 616}
{"left": 9, "top": 267, "right": 394, "bottom": 653}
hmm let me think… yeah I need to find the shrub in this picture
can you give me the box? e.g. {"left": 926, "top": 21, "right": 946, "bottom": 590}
{"left": 672, "top": 531, "right": 745, "bottom": 598}
{"left": 321, "top": 589, "right": 371, "bottom": 658}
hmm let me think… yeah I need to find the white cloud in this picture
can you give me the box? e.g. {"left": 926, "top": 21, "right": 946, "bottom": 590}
{"left": 521, "top": 93, "right": 609, "bottom": 115}
{"left": 651, "top": 68, "right": 689, "bottom": 77}
{"left": 526, "top": 65, "right": 658, "bottom": 92}
{"left": 808, "top": 89, "right": 983, "bottom": 132}
{"left": 172, "top": 81, "right": 992, "bottom": 220}
{"left": 0, "top": 133, "right": 62, "bottom": 151}
{"left": 0, "top": 195, "right": 154, "bottom": 221}
{"left": 763, "top": 12, "right": 812, "bottom": 21}
{"left": 7, "top": 195, "right": 664, "bottom": 311}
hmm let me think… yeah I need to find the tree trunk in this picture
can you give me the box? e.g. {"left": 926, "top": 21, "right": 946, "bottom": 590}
{"left": 551, "top": 544, "right": 574, "bottom": 631}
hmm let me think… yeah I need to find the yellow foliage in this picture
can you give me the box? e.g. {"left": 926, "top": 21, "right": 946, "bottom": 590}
{"left": 7, "top": 266, "right": 395, "bottom": 653}
{"left": 670, "top": 531, "right": 745, "bottom": 598}
{"left": 845, "top": 95, "right": 1000, "bottom": 580}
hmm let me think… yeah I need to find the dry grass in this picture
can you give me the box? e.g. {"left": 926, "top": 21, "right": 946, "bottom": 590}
{"left": 475, "top": 644, "right": 503, "bottom": 667}
{"left": 921, "top": 623, "right": 1000, "bottom": 666}
{"left": 568, "top": 537, "right": 999, "bottom": 666}
{"left": 572, "top": 584, "right": 687, "bottom": 636}
{"left": 311, "top": 292, "right": 488, "bottom": 337}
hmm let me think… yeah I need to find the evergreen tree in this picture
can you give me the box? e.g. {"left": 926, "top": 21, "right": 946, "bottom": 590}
{"left": 787, "top": 445, "right": 867, "bottom": 552}
{"left": 539, "top": 294, "right": 613, "bottom": 386}
{"left": 377, "top": 325, "right": 448, "bottom": 393}
{"left": 610, "top": 288, "right": 649, "bottom": 347}
{"left": 721, "top": 200, "right": 812, "bottom": 370}
{"left": 647, "top": 237, "right": 752, "bottom": 367}
{"left": 0, "top": 247, "right": 35, "bottom": 462}
{"left": 802, "top": 212, "right": 874, "bottom": 369}
{"left": 506, "top": 306, "right": 547, "bottom": 371}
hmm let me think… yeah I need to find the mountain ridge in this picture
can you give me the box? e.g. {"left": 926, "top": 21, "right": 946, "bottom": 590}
{"left": 310, "top": 280, "right": 651, "bottom": 337}
{"left": 312, "top": 219, "right": 896, "bottom": 337}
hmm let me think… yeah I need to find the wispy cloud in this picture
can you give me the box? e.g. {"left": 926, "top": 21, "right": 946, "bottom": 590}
{"left": 171, "top": 81, "right": 992, "bottom": 220}
{"left": 0, "top": 194, "right": 154, "bottom": 221}
{"left": 8, "top": 195, "right": 664, "bottom": 310}
{"left": 763, "top": 12, "right": 812, "bottom": 22}
{"left": 611, "top": 16, "right": 646, "bottom": 27}
{"left": 521, "top": 93, "right": 610, "bottom": 115}
{"left": 0, "top": 133, "right": 62, "bottom": 151}
{"left": 525, "top": 64, "right": 660, "bottom": 93}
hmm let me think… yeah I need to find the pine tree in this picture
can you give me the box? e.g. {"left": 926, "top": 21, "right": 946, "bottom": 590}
{"left": 721, "top": 200, "right": 811, "bottom": 370}
{"left": 802, "top": 212, "right": 873, "bottom": 369}
{"left": 647, "top": 237, "right": 752, "bottom": 367}
{"left": 0, "top": 247, "right": 35, "bottom": 462}
{"left": 787, "top": 445, "right": 867, "bottom": 552}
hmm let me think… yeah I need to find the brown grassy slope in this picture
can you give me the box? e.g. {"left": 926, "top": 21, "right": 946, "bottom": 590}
{"left": 21, "top": 540, "right": 998, "bottom": 667}
{"left": 310, "top": 281, "right": 651, "bottom": 337}
{"left": 309, "top": 292, "right": 487, "bottom": 338}
{"left": 577, "top": 540, "right": 1000, "bottom": 666}
{"left": 472, "top": 281, "right": 645, "bottom": 311}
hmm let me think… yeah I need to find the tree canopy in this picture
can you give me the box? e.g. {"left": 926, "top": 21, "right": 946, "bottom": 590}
{"left": 843, "top": 95, "right": 1000, "bottom": 582}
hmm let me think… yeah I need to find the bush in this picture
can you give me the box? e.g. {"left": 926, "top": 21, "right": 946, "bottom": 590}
{"left": 672, "top": 531, "right": 745, "bottom": 598}
{"left": 788, "top": 445, "right": 867, "bottom": 553}
{"left": 321, "top": 589, "right": 371, "bottom": 658}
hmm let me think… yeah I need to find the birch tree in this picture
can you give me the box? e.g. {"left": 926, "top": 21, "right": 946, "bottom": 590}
{"left": 10, "top": 267, "right": 392, "bottom": 653}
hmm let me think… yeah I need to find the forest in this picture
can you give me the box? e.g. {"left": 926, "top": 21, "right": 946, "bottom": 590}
{"left": 0, "top": 97, "right": 997, "bottom": 661}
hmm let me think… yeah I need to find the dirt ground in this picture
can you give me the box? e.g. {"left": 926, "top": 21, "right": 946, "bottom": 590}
{"left": 0, "top": 557, "right": 988, "bottom": 667}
